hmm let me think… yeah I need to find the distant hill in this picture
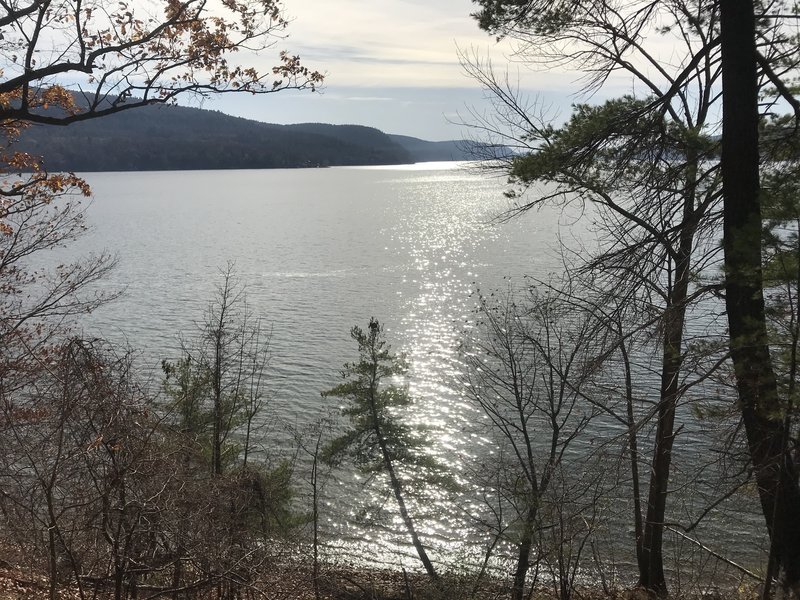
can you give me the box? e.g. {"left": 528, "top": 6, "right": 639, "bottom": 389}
{"left": 15, "top": 102, "right": 481, "bottom": 172}
{"left": 388, "top": 134, "right": 474, "bottom": 162}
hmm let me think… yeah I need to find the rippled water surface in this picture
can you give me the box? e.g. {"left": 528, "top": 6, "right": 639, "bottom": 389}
{"left": 63, "top": 163, "right": 587, "bottom": 560}
{"left": 72, "top": 164, "right": 567, "bottom": 414}
{"left": 61, "top": 163, "right": 763, "bottom": 581}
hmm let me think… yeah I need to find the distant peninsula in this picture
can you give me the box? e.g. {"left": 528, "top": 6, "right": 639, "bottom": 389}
{"left": 16, "top": 102, "right": 482, "bottom": 172}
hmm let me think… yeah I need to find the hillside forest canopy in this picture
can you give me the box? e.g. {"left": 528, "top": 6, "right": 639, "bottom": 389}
{"left": 2, "top": 0, "right": 800, "bottom": 600}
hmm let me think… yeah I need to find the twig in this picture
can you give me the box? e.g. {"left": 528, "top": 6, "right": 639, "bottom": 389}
{"left": 665, "top": 526, "right": 763, "bottom": 582}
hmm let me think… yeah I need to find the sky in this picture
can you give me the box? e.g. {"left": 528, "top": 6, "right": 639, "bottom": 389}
{"left": 202, "top": 0, "right": 588, "bottom": 141}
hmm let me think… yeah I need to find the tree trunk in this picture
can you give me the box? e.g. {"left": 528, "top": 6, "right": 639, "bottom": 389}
{"left": 638, "top": 277, "right": 687, "bottom": 595}
{"left": 511, "top": 503, "right": 537, "bottom": 600}
{"left": 621, "top": 336, "right": 646, "bottom": 578}
{"left": 367, "top": 362, "right": 438, "bottom": 581}
{"left": 47, "top": 518, "right": 58, "bottom": 600}
{"left": 212, "top": 327, "right": 223, "bottom": 476}
{"left": 376, "top": 424, "right": 439, "bottom": 580}
{"left": 638, "top": 142, "right": 699, "bottom": 596}
{"left": 721, "top": 1, "right": 800, "bottom": 591}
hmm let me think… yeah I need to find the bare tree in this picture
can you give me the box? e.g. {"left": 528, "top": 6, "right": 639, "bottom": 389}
{"left": 0, "top": 335, "right": 294, "bottom": 600}
{"left": 291, "top": 415, "right": 338, "bottom": 600}
{"left": 461, "top": 285, "right": 603, "bottom": 600}
{"left": 460, "top": 2, "right": 764, "bottom": 591}
{"left": 467, "top": 0, "right": 800, "bottom": 591}
{"left": 163, "top": 264, "right": 271, "bottom": 476}
{"left": 0, "top": 339, "right": 158, "bottom": 600}
{"left": 0, "top": 138, "right": 118, "bottom": 392}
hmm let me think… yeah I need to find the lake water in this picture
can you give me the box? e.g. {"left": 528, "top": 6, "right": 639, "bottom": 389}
{"left": 59, "top": 163, "right": 764, "bottom": 584}
{"left": 70, "top": 163, "right": 570, "bottom": 418}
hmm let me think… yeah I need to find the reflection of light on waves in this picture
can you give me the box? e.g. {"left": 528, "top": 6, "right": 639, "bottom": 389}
{"left": 339, "top": 161, "right": 477, "bottom": 172}
{"left": 387, "top": 183, "right": 501, "bottom": 562}
{"left": 321, "top": 168, "right": 515, "bottom": 571}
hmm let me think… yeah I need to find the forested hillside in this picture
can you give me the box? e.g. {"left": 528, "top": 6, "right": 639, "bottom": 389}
{"left": 16, "top": 103, "right": 477, "bottom": 171}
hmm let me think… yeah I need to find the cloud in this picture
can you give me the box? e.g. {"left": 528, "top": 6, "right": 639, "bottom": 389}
{"left": 277, "top": 0, "right": 515, "bottom": 88}
{"left": 298, "top": 43, "right": 455, "bottom": 67}
{"left": 204, "top": 1, "right": 695, "bottom": 141}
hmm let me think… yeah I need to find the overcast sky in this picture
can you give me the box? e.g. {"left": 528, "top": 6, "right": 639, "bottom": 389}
{"left": 203, "top": 0, "right": 585, "bottom": 141}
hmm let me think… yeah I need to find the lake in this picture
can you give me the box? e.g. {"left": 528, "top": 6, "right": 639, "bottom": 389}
{"left": 70, "top": 163, "right": 569, "bottom": 420}
{"left": 59, "top": 162, "right": 763, "bottom": 583}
